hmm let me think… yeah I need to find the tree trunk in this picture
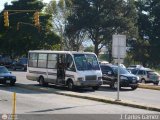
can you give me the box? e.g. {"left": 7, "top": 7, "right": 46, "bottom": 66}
{"left": 94, "top": 43, "right": 99, "bottom": 57}
{"left": 108, "top": 48, "right": 112, "bottom": 63}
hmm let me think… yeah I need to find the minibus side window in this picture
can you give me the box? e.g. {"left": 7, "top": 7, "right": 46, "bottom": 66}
{"left": 47, "top": 54, "right": 57, "bottom": 69}
{"left": 28, "top": 53, "right": 38, "bottom": 67}
{"left": 66, "top": 54, "right": 76, "bottom": 72}
{"left": 38, "top": 53, "right": 47, "bottom": 68}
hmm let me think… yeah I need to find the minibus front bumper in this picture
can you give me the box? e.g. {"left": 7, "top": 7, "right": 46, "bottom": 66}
{"left": 75, "top": 80, "right": 103, "bottom": 87}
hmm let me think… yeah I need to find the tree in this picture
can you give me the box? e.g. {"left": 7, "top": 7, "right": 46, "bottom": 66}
{"left": 128, "top": 0, "right": 151, "bottom": 66}
{"left": 45, "top": 0, "right": 83, "bottom": 51}
{"left": 147, "top": 0, "right": 160, "bottom": 66}
{"left": 66, "top": 0, "right": 138, "bottom": 59}
{"left": 134, "top": 0, "right": 160, "bottom": 66}
{"left": 0, "top": 0, "right": 60, "bottom": 58}
{"left": 84, "top": 45, "right": 94, "bottom": 52}
{"left": 129, "top": 39, "right": 150, "bottom": 66}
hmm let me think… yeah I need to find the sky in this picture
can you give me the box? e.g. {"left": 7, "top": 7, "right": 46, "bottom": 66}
{"left": 0, "top": 0, "right": 55, "bottom": 11}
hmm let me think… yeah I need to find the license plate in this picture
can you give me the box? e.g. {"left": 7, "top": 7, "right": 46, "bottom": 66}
{"left": 6, "top": 80, "right": 10, "bottom": 83}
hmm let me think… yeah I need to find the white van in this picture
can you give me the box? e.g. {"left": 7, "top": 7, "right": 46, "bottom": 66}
{"left": 26, "top": 50, "right": 102, "bottom": 90}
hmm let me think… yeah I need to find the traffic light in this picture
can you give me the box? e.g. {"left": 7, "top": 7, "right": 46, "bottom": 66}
{"left": 34, "top": 11, "right": 40, "bottom": 26}
{"left": 3, "top": 11, "right": 9, "bottom": 27}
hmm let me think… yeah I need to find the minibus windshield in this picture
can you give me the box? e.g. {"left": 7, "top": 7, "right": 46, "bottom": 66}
{"left": 74, "top": 54, "right": 100, "bottom": 71}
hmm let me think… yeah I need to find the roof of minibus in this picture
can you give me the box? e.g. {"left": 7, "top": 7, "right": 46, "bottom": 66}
{"left": 29, "top": 50, "right": 95, "bottom": 55}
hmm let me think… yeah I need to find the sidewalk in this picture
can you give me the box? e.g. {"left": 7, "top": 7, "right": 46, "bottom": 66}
{"left": 16, "top": 83, "right": 160, "bottom": 112}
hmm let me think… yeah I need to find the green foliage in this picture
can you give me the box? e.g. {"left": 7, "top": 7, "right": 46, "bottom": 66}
{"left": 129, "top": 38, "right": 150, "bottom": 66}
{"left": 67, "top": 0, "right": 138, "bottom": 58}
{"left": 98, "top": 54, "right": 109, "bottom": 61}
{"left": 46, "top": 0, "right": 78, "bottom": 51}
{"left": 132, "top": 0, "right": 160, "bottom": 67}
{"left": 0, "top": 0, "right": 60, "bottom": 58}
{"left": 84, "top": 46, "right": 94, "bottom": 52}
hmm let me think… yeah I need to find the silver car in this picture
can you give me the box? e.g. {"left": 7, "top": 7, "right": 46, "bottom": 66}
{"left": 132, "top": 68, "right": 160, "bottom": 85}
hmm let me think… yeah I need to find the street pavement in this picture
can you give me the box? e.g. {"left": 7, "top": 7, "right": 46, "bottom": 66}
{"left": 11, "top": 71, "right": 160, "bottom": 110}
{"left": 0, "top": 85, "right": 159, "bottom": 115}
{"left": 1, "top": 70, "right": 160, "bottom": 120}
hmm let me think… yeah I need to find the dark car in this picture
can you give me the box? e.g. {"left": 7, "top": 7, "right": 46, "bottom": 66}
{"left": 0, "top": 66, "right": 16, "bottom": 86}
{"left": 12, "top": 58, "right": 28, "bottom": 71}
{"left": 0, "top": 55, "right": 12, "bottom": 68}
{"left": 100, "top": 64, "right": 139, "bottom": 90}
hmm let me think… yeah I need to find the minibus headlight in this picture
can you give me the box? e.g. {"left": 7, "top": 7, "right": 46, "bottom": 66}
{"left": 78, "top": 77, "right": 84, "bottom": 81}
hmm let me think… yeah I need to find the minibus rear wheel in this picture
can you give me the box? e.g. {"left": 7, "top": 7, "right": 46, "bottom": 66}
{"left": 39, "top": 76, "right": 48, "bottom": 87}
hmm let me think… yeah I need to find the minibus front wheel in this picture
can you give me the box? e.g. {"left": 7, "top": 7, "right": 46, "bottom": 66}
{"left": 67, "top": 80, "right": 75, "bottom": 91}
{"left": 92, "top": 86, "right": 99, "bottom": 90}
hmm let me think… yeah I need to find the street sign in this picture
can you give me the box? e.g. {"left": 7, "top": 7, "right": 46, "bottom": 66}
{"left": 112, "top": 34, "right": 126, "bottom": 101}
{"left": 112, "top": 35, "right": 126, "bottom": 59}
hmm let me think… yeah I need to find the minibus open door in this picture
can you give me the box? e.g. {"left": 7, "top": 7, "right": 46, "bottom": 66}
{"left": 57, "top": 54, "right": 66, "bottom": 84}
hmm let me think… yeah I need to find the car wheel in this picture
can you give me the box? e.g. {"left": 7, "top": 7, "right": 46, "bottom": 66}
{"left": 109, "top": 84, "right": 113, "bottom": 88}
{"left": 92, "top": 86, "right": 99, "bottom": 90}
{"left": 131, "top": 86, "right": 137, "bottom": 90}
{"left": 39, "top": 77, "right": 48, "bottom": 87}
{"left": 10, "top": 81, "right": 15, "bottom": 86}
{"left": 141, "top": 79, "right": 145, "bottom": 84}
{"left": 153, "top": 81, "right": 159, "bottom": 85}
{"left": 67, "top": 80, "right": 74, "bottom": 91}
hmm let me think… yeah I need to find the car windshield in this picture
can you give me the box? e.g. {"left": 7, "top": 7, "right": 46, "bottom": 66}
{"left": 74, "top": 54, "right": 100, "bottom": 71}
{"left": 112, "top": 66, "right": 130, "bottom": 74}
{"left": 0, "top": 67, "right": 9, "bottom": 74}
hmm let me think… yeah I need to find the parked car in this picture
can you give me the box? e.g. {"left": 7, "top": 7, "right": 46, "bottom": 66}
{"left": 131, "top": 68, "right": 160, "bottom": 85}
{"left": 127, "top": 65, "right": 143, "bottom": 70}
{"left": 100, "top": 61, "right": 109, "bottom": 65}
{"left": 12, "top": 58, "right": 28, "bottom": 71}
{"left": 0, "top": 55, "right": 12, "bottom": 68}
{"left": 127, "top": 65, "right": 143, "bottom": 74}
{"left": 0, "top": 66, "right": 16, "bottom": 86}
{"left": 119, "top": 64, "right": 126, "bottom": 68}
{"left": 100, "top": 64, "right": 139, "bottom": 90}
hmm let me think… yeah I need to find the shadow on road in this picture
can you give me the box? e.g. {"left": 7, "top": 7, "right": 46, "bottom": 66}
{"left": 0, "top": 84, "right": 51, "bottom": 94}
{"left": 27, "top": 103, "right": 105, "bottom": 113}
{"left": 0, "top": 83, "right": 135, "bottom": 95}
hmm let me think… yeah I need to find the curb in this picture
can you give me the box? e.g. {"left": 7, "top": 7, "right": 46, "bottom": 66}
{"left": 100, "top": 84, "right": 160, "bottom": 91}
{"left": 16, "top": 83, "right": 160, "bottom": 112}
{"left": 138, "top": 84, "right": 160, "bottom": 91}
{"left": 101, "top": 84, "right": 160, "bottom": 91}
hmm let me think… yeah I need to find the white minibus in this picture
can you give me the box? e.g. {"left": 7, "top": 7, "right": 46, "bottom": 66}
{"left": 26, "top": 50, "right": 102, "bottom": 90}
